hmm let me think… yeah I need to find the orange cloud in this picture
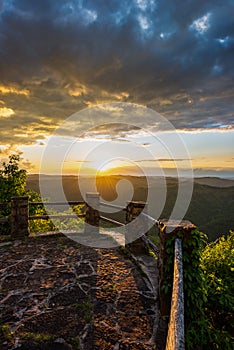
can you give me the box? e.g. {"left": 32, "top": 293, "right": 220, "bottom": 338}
{"left": 0, "top": 84, "right": 30, "bottom": 96}
{"left": 0, "top": 107, "right": 15, "bottom": 118}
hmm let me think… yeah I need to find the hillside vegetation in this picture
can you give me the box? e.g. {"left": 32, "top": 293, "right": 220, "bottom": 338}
{"left": 27, "top": 174, "right": 234, "bottom": 241}
{"left": 200, "top": 231, "right": 234, "bottom": 349}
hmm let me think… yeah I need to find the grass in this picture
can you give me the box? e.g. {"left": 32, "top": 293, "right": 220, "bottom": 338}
{"left": 72, "top": 301, "right": 93, "bottom": 323}
{"left": 69, "top": 337, "right": 81, "bottom": 349}
{"left": 148, "top": 231, "right": 160, "bottom": 247}
{"left": 148, "top": 249, "right": 158, "bottom": 260}
{"left": 0, "top": 324, "right": 14, "bottom": 341}
{"left": 20, "top": 332, "right": 56, "bottom": 343}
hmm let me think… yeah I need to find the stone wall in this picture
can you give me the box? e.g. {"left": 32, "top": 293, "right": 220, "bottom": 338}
{"left": 84, "top": 192, "right": 100, "bottom": 235}
{"left": 10, "top": 196, "right": 29, "bottom": 238}
{"left": 125, "top": 201, "right": 149, "bottom": 254}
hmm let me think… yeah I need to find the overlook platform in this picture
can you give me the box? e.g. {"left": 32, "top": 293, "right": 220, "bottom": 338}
{"left": 0, "top": 233, "right": 159, "bottom": 350}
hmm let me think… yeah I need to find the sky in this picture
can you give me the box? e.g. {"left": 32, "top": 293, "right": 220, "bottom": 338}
{"left": 0, "top": 0, "right": 233, "bottom": 177}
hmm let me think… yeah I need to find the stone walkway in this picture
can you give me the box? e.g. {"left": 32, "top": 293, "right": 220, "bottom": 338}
{"left": 0, "top": 234, "right": 158, "bottom": 350}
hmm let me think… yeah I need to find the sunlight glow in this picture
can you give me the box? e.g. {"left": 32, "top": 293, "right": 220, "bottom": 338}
{"left": 0, "top": 84, "right": 30, "bottom": 96}
{"left": 0, "top": 107, "right": 15, "bottom": 118}
{"left": 95, "top": 160, "right": 122, "bottom": 174}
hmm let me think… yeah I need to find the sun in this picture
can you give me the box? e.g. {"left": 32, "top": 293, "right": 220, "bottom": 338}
{"left": 99, "top": 162, "right": 115, "bottom": 172}
{"left": 96, "top": 161, "right": 118, "bottom": 175}
{"left": 90, "top": 159, "right": 124, "bottom": 175}
{"left": 88, "top": 158, "right": 135, "bottom": 176}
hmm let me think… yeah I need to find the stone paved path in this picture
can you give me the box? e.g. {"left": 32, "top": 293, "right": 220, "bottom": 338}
{"left": 0, "top": 234, "right": 158, "bottom": 350}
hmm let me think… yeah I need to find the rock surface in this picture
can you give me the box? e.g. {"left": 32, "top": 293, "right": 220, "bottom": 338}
{"left": 0, "top": 234, "right": 158, "bottom": 349}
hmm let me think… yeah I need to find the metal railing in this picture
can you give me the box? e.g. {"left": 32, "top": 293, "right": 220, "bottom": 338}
{"left": 0, "top": 196, "right": 161, "bottom": 242}
{"left": 0, "top": 196, "right": 130, "bottom": 236}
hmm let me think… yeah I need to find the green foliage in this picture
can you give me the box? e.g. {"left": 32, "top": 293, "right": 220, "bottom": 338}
{"left": 20, "top": 332, "right": 56, "bottom": 342}
{"left": 182, "top": 230, "right": 209, "bottom": 349}
{"left": 53, "top": 204, "right": 84, "bottom": 232}
{"left": 71, "top": 301, "right": 93, "bottom": 323}
{"left": 29, "top": 201, "right": 85, "bottom": 234}
{"left": 0, "top": 154, "right": 26, "bottom": 203}
{"left": 148, "top": 228, "right": 160, "bottom": 246}
{"left": 148, "top": 249, "right": 158, "bottom": 260}
{"left": 0, "top": 323, "right": 14, "bottom": 341}
{"left": 201, "top": 231, "right": 234, "bottom": 349}
{"left": 0, "top": 155, "right": 25, "bottom": 231}
{"left": 162, "top": 229, "right": 209, "bottom": 349}
{"left": 0, "top": 155, "right": 85, "bottom": 235}
{"left": 0, "top": 155, "right": 27, "bottom": 233}
{"left": 69, "top": 337, "right": 80, "bottom": 349}
{"left": 0, "top": 155, "right": 47, "bottom": 234}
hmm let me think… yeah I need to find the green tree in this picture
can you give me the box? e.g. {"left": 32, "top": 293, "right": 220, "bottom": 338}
{"left": 0, "top": 154, "right": 84, "bottom": 235}
{"left": 0, "top": 155, "right": 26, "bottom": 210}
{"left": 0, "top": 155, "right": 28, "bottom": 235}
{"left": 0, "top": 154, "right": 53, "bottom": 234}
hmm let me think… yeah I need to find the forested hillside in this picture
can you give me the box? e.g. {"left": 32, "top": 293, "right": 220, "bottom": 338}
{"left": 27, "top": 174, "right": 234, "bottom": 241}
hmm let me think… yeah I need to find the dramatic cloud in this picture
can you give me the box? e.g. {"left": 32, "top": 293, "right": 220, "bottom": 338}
{"left": 0, "top": 84, "right": 30, "bottom": 96}
{"left": 0, "top": 0, "right": 233, "bottom": 149}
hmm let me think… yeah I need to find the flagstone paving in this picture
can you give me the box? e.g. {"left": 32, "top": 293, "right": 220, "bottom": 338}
{"left": 0, "top": 234, "right": 158, "bottom": 349}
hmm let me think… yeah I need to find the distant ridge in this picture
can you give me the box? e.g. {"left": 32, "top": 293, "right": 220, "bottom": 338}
{"left": 27, "top": 174, "right": 234, "bottom": 188}
{"left": 193, "top": 177, "right": 234, "bottom": 188}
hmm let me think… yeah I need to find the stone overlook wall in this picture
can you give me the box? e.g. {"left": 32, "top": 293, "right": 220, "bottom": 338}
{"left": 1, "top": 195, "right": 199, "bottom": 350}
{"left": 10, "top": 196, "right": 29, "bottom": 238}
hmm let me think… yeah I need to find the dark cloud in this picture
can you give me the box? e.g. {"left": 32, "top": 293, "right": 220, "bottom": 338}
{"left": 0, "top": 0, "right": 233, "bottom": 147}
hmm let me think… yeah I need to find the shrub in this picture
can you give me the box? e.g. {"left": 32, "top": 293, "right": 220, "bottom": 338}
{"left": 201, "top": 231, "right": 234, "bottom": 349}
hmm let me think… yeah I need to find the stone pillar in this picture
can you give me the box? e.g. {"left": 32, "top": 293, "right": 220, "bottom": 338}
{"left": 125, "top": 201, "right": 148, "bottom": 254}
{"left": 84, "top": 192, "right": 100, "bottom": 235}
{"left": 11, "top": 196, "right": 29, "bottom": 238}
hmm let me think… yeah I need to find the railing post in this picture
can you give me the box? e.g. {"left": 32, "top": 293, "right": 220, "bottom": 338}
{"left": 166, "top": 238, "right": 185, "bottom": 350}
{"left": 84, "top": 192, "right": 100, "bottom": 235}
{"left": 11, "top": 196, "right": 29, "bottom": 238}
{"left": 125, "top": 201, "right": 148, "bottom": 254}
{"left": 156, "top": 219, "right": 195, "bottom": 349}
